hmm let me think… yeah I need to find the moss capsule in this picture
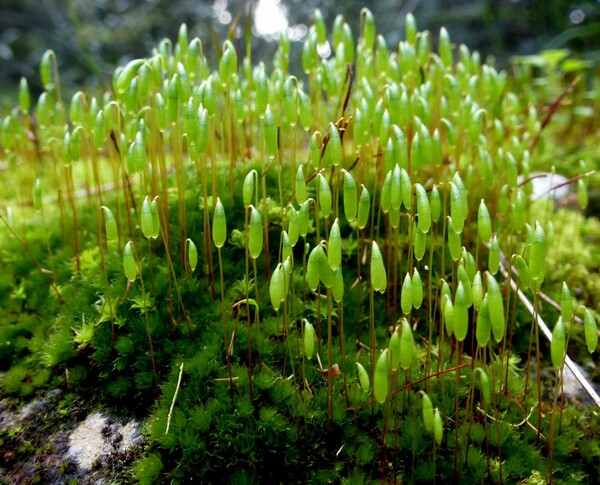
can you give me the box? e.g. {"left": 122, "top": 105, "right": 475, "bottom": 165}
{"left": 373, "top": 349, "right": 390, "bottom": 404}
{"left": 304, "top": 321, "right": 316, "bottom": 360}
{"left": 248, "top": 206, "right": 263, "bottom": 259}
{"left": 123, "top": 241, "right": 137, "bottom": 283}
{"left": 584, "top": 308, "right": 598, "bottom": 354}
{"left": 341, "top": 169, "right": 357, "bottom": 223}
{"left": 478, "top": 199, "right": 492, "bottom": 244}
{"left": 551, "top": 317, "right": 566, "bottom": 369}
{"left": 370, "top": 241, "right": 387, "bottom": 294}
{"left": 401, "top": 272, "right": 412, "bottom": 315}
{"left": 328, "top": 219, "right": 342, "bottom": 271}
{"left": 212, "top": 197, "right": 227, "bottom": 249}
{"left": 422, "top": 392, "right": 434, "bottom": 433}
{"left": 486, "top": 272, "right": 505, "bottom": 342}
{"left": 400, "top": 318, "right": 414, "bottom": 370}
{"left": 476, "top": 294, "right": 491, "bottom": 348}
{"left": 185, "top": 238, "right": 198, "bottom": 272}
{"left": 415, "top": 183, "right": 431, "bottom": 233}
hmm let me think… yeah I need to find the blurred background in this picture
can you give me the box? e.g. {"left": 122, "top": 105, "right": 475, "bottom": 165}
{"left": 1, "top": 0, "right": 600, "bottom": 98}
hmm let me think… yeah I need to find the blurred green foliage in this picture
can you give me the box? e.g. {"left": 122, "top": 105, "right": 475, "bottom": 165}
{"left": 2, "top": 0, "right": 600, "bottom": 100}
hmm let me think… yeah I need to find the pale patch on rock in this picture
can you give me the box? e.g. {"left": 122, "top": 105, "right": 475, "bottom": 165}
{"left": 67, "top": 411, "right": 142, "bottom": 471}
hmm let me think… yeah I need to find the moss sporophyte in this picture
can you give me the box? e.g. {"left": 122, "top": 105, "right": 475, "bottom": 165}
{"left": 0, "top": 6, "right": 598, "bottom": 484}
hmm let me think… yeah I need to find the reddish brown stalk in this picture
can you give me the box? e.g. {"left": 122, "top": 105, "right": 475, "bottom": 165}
{"left": 345, "top": 363, "right": 470, "bottom": 412}
{"left": 528, "top": 76, "right": 579, "bottom": 151}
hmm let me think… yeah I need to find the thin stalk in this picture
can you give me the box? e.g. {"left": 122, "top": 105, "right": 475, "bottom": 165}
{"left": 218, "top": 247, "right": 234, "bottom": 400}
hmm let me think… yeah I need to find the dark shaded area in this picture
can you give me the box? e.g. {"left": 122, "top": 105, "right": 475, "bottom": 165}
{"left": 1, "top": 1, "right": 600, "bottom": 98}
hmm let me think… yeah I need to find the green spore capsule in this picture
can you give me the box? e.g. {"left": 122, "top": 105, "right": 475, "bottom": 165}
{"left": 304, "top": 321, "right": 316, "bottom": 360}
{"left": 478, "top": 199, "right": 492, "bottom": 244}
{"left": 356, "top": 362, "right": 370, "bottom": 394}
{"left": 309, "top": 131, "right": 321, "bottom": 165}
{"left": 243, "top": 170, "right": 257, "bottom": 207}
{"left": 100, "top": 206, "right": 118, "bottom": 245}
{"left": 453, "top": 281, "right": 469, "bottom": 342}
{"left": 186, "top": 238, "right": 198, "bottom": 272}
{"left": 19, "top": 77, "right": 30, "bottom": 113}
{"left": 299, "top": 200, "right": 310, "bottom": 237}
{"left": 332, "top": 266, "right": 344, "bottom": 303}
{"left": 93, "top": 110, "right": 105, "bottom": 149}
{"left": 422, "top": 392, "right": 434, "bottom": 433}
{"left": 370, "top": 241, "right": 387, "bottom": 294}
{"left": 69, "top": 91, "right": 85, "bottom": 127}
{"left": 584, "top": 308, "right": 598, "bottom": 354}
{"left": 486, "top": 272, "right": 505, "bottom": 343}
{"left": 155, "top": 93, "right": 167, "bottom": 133}
{"left": 529, "top": 221, "right": 547, "bottom": 291}
{"left": 560, "top": 282, "right": 573, "bottom": 323}
{"left": 298, "top": 89, "right": 312, "bottom": 131}
{"left": 270, "top": 263, "right": 285, "bottom": 312}
{"left": 405, "top": 13, "right": 417, "bottom": 46}
{"left": 443, "top": 296, "right": 454, "bottom": 337}
{"left": 381, "top": 170, "right": 392, "bottom": 214}
{"left": 476, "top": 368, "right": 491, "bottom": 407}
{"left": 447, "top": 217, "right": 462, "bottom": 261}
{"left": 69, "top": 127, "right": 82, "bottom": 162}
{"left": 283, "top": 76, "right": 298, "bottom": 127}
{"left": 401, "top": 272, "right": 412, "bottom": 315}
{"left": 412, "top": 268, "right": 423, "bottom": 309}
{"left": 413, "top": 225, "right": 427, "bottom": 261}
{"left": 511, "top": 189, "right": 526, "bottom": 232}
{"left": 472, "top": 271, "right": 483, "bottom": 311}
{"left": 551, "top": 317, "right": 566, "bottom": 369}
{"left": 307, "top": 244, "right": 320, "bottom": 291}
{"left": 373, "top": 349, "right": 390, "bottom": 404}
{"left": 248, "top": 206, "right": 263, "bottom": 260}
{"left": 317, "top": 174, "right": 332, "bottom": 218}
{"left": 514, "top": 254, "right": 531, "bottom": 291}
{"left": 141, "top": 196, "right": 155, "bottom": 239}
{"left": 316, "top": 244, "right": 333, "bottom": 289}
{"left": 400, "top": 318, "right": 414, "bottom": 370}
{"left": 264, "top": 105, "right": 278, "bottom": 159}
{"left": 438, "top": 27, "right": 453, "bottom": 67}
{"left": 360, "top": 8, "right": 376, "bottom": 49}
{"left": 212, "top": 197, "right": 227, "bottom": 249}
{"left": 415, "top": 183, "right": 431, "bottom": 233}
{"left": 400, "top": 168, "right": 412, "bottom": 210}
{"left": 390, "top": 165, "right": 402, "bottom": 212}
{"left": 282, "top": 231, "right": 292, "bottom": 263}
{"left": 233, "top": 89, "right": 245, "bottom": 124}
{"left": 389, "top": 326, "right": 401, "bottom": 372}
{"left": 287, "top": 206, "right": 300, "bottom": 247}
{"left": 456, "top": 264, "right": 472, "bottom": 308}
{"left": 328, "top": 122, "right": 342, "bottom": 167}
{"left": 430, "top": 185, "right": 441, "bottom": 222}
{"left": 433, "top": 408, "right": 443, "bottom": 446}
{"left": 328, "top": 218, "right": 342, "bottom": 271}
{"left": 196, "top": 105, "right": 209, "bottom": 154}
{"left": 341, "top": 169, "right": 357, "bottom": 223}
{"left": 255, "top": 65, "right": 269, "bottom": 116}
{"left": 476, "top": 294, "right": 491, "bottom": 348}
{"left": 127, "top": 131, "right": 146, "bottom": 174}
{"left": 295, "top": 165, "right": 307, "bottom": 204}
{"left": 449, "top": 181, "right": 466, "bottom": 234}
{"left": 123, "top": 241, "right": 137, "bottom": 283}
{"left": 488, "top": 234, "right": 500, "bottom": 274}
{"left": 116, "top": 59, "right": 144, "bottom": 95}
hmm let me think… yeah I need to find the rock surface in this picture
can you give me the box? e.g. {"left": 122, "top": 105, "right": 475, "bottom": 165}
{"left": 0, "top": 389, "right": 144, "bottom": 484}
